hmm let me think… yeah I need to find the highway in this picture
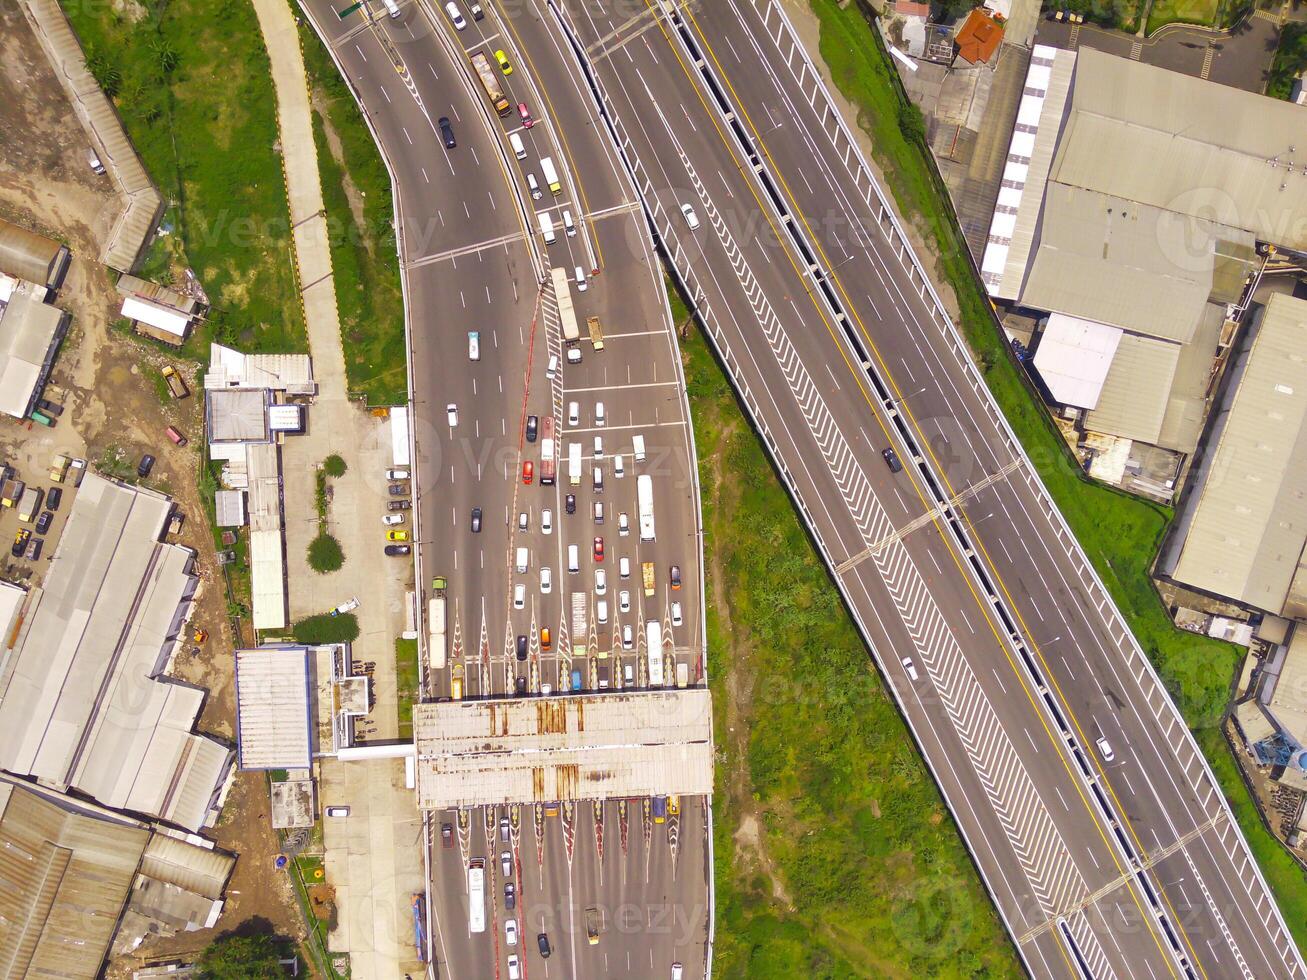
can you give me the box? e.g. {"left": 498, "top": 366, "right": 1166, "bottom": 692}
{"left": 536, "top": 0, "right": 1306, "bottom": 978}
{"left": 298, "top": 0, "right": 710, "bottom": 977}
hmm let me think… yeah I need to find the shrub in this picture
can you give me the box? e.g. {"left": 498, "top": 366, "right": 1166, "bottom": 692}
{"left": 307, "top": 533, "right": 344, "bottom": 573}
{"left": 292, "top": 611, "right": 360, "bottom": 645}
{"left": 323, "top": 453, "right": 347, "bottom": 478}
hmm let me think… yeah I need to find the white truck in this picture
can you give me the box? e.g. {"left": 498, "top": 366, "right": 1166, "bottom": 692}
{"left": 429, "top": 576, "right": 448, "bottom": 670}
{"left": 568, "top": 441, "right": 582, "bottom": 486}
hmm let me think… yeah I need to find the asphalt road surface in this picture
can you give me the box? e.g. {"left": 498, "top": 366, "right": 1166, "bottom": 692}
{"left": 541, "top": 0, "right": 1305, "bottom": 977}
{"left": 299, "top": 0, "right": 710, "bottom": 977}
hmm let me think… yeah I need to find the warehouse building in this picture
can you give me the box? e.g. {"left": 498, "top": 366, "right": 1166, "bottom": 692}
{"left": 0, "top": 272, "right": 69, "bottom": 419}
{"left": 0, "top": 215, "right": 70, "bottom": 289}
{"left": 981, "top": 46, "right": 1303, "bottom": 467}
{"left": 0, "top": 774, "right": 234, "bottom": 979}
{"left": 1163, "top": 293, "right": 1307, "bottom": 619}
{"left": 0, "top": 474, "right": 231, "bottom": 831}
{"left": 234, "top": 646, "right": 313, "bottom": 771}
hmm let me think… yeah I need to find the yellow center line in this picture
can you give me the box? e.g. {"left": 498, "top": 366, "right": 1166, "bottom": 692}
{"left": 682, "top": 4, "right": 1206, "bottom": 975}
{"left": 489, "top": 0, "right": 605, "bottom": 270}
{"left": 635, "top": 0, "right": 1177, "bottom": 972}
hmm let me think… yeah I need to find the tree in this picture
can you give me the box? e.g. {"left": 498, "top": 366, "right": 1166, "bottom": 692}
{"left": 195, "top": 934, "right": 283, "bottom": 979}
{"left": 307, "top": 533, "right": 345, "bottom": 573}
{"left": 323, "top": 453, "right": 348, "bottom": 478}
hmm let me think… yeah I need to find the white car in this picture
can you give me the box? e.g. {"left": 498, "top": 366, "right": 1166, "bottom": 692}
{"left": 575, "top": 265, "right": 588, "bottom": 292}
{"left": 619, "top": 590, "right": 630, "bottom": 613}
{"left": 671, "top": 601, "right": 682, "bottom": 627}
{"left": 540, "top": 567, "right": 552, "bottom": 594}
{"left": 382, "top": 513, "right": 405, "bottom": 526}
{"left": 597, "top": 599, "right": 609, "bottom": 624}
{"left": 468, "top": 330, "right": 480, "bottom": 361}
{"left": 505, "top": 918, "right": 518, "bottom": 946}
{"left": 446, "top": 403, "right": 458, "bottom": 426}
{"left": 672, "top": 963, "right": 683, "bottom": 980}
{"left": 594, "top": 401, "right": 606, "bottom": 426}
{"left": 445, "top": 1, "right": 467, "bottom": 29}
{"left": 680, "top": 203, "right": 700, "bottom": 229}
{"left": 595, "top": 568, "right": 607, "bottom": 595}
{"left": 568, "top": 401, "right": 580, "bottom": 426}
{"left": 618, "top": 512, "right": 629, "bottom": 536}
{"left": 614, "top": 454, "right": 625, "bottom": 478}
{"left": 334, "top": 597, "right": 360, "bottom": 615}
{"left": 508, "top": 955, "right": 521, "bottom": 980}
{"left": 622, "top": 624, "right": 633, "bottom": 649}
{"left": 518, "top": 511, "right": 528, "bottom": 531}
{"left": 594, "top": 435, "right": 604, "bottom": 459}
{"left": 542, "top": 508, "right": 553, "bottom": 534}
{"left": 513, "top": 584, "right": 525, "bottom": 610}
{"left": 619, "top": 556, "right": 631, "bottom": 579}
{"left": 1096, "top": 737, "right": 1115, "bottom": 763}
{"left": 385, "top": 468, "right": 409, "bottom": 480}
{"left": 567, "top": 346, "right": 583, "bottom": 364}
{"left": 902, "top": 657, "right": 919, "bottom": 681}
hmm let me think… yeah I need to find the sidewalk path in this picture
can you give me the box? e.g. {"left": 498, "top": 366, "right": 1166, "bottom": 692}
{"left": 249, "top": 2, "right": 422, "bottom": 978}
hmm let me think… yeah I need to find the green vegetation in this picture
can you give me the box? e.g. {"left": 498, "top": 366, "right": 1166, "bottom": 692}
{"left": 810, "top": 0, "right": 1307, "bottom": 951}
{"left": 292, "top": 611, "right": 359, "bottom": 645}
{"left": 395, "top": 637, "right": 420, "bottom": 739}
{"left": 299, "top": 21, "right": 407, "bottom": 405}
{"left": 1059, "top": 0, "right": 1142, "bottom": 30}
{"left": 323, "top": 453, "right": 348, "bottom": 478}
{"left": 1145, "top": 0, "right": 1221, "bottom": 32}
{"left": 683, "top": 315, "right": 1018, "bottom": 976}
{"left": 195, "top": 933, "right": 284, "bottom": 979}
{"left": 1268, "top": 24, "right": 1307, "bottom": 101}
{"left": 286, "top": 855, "right": 347, "bottom": 979}
{"left": 66, "top": 0, "right": 305, "bottom": 355}
{"left": 307, "top": 534, "right": 345, "bottom": 574}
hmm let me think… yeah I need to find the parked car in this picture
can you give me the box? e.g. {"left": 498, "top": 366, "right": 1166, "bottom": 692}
{"left": 137, "top": 454, "right": 156, "bottom": 478}
{"left": 386, "top": 529, "right": 409, "bottom": 542}
{"left": 388, "top": 483, "right": 409, "bottom": 496}
{"left": 382, "top": 513, "right": 405, "bottom": 526}
{"left": 384, "top": 544, "right": 412, "bottom": 556}
{"left": 45, "top": 487, "right": 62, "bottom": 511}
{"left": 11, "top": 529, "right": 31, "bottom": 558}
{"left": 25, "top": 537, "right": 42, "bottom": 562}
{"left": 165, "top": 425, "right": 187, "bottom": 446}
{"left": 387, "top": 499, "right": 411, "bottom": 511}
{"left": 325, "top": 806, "right": 350, "bottom": 817}
{"left": 34, "top": 511, "right": 53, "bottom": 536}
{"left": 386, "top": 468, "right": 410, "bottom": 480}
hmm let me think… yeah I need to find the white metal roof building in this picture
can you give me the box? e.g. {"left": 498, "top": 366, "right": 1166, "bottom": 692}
{"left": 234, "top": 647, "right": 312, "bottom": 770}
{"left": 413, "top": 690, "right": 714, "bottom": 809}
{"left": 0, "top": 579, "right": 25, "bottom": 652}
{"left": 1167, "top": 294, "right": 1307, "bottom": 617}
{"left": 214, "top": 489, "right": 246, "bottom": 527}
{"left": 246, "top": 443, "right": 287, "bottom": 631}
{"left": 121, "top": 294, "right": 193, "bottom": 341}
{"left": 204, "top": 343, "right": 315, "bottom": 395}
{"left": 206, "top": 388, "right": 271, "bottom": 445}
{"left": 0, "top": 275, "right": 68, "bottom": 419}
{"left": 0, "top": 474, "right": 232, "bottom": 831}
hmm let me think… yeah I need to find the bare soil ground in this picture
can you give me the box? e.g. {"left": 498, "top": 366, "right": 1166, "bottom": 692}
{"left": 0, "top": 0, "right": 303, "bottom": 963}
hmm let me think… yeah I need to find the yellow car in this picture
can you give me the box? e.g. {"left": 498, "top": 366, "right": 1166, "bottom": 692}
{"left": 386, "top": 529, "right": 409, "bottom": 542}
{"left": 495, "top": 49, "right": 512, "bottom": 75}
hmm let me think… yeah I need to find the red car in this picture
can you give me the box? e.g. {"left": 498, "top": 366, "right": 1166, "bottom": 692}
{"left": 522, "top": 460, "right": 534, "bottom": 485}
{"left": 518, "top": 102, "right": 534, "bottom": 128}
{"left": 593, "top": 536, "right": 604, "bottom": 562}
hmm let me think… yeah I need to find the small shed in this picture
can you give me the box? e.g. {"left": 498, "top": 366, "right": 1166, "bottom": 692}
{"left": 214, "top": 490, "right": 246, "bottom": 528}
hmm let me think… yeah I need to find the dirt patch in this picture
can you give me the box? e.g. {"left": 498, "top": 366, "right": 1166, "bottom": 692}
{"left": 310, "top": 91, "right": 371, "bottom": 253}
{"left": 0, "top": 3, "right": 302, "bottom": 965}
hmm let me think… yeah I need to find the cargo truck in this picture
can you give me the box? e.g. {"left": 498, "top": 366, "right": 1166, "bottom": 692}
{"left": 161, "top": 365, "right": 190, "bottom": 399}
{"left": 429, "top": 576, "right": 448, "bottom": 670}
{"left": 587, "top": 315, "right": 604, "bottom": 352}
{"left": 571, "top": 592, "right": 586, "bottom": 639}
{"left": 568, "top": 442, "right": 582, "bottom": 486}
{"left": 585, "top": 907, "right": 601, "bottom": 945}
{"left": 637, "top": 474, "right": 655, "bottom": 541}
{"left": 641, "top": 561, "right": 655, "bottom": 598}
{"left": 49, "top": 453, "right": 70, "bottom": 483}
{"left": 17, "top": 487, "right": 43, "bottom": 523}
{"left": 652, "top": 796, "right": 667, "bottom": 823}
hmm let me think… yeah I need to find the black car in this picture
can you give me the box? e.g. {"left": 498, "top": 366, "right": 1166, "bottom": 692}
{"left": 505, "top": 882, "right": 516, "bottom": 910}
{"left": 388, "top": 483, "right": 409, "bottom": 496}
{"left": 11, "top": 529, "right": 31, "bottom": 558}
{"left": 34, "top": 511, "right": 53, "bottom": 535}
{"left": 439, "top": 116, "right": 456, "bottom": 149}
{"left": 881, "top": 447, "right": 903, "bottom": 473}
{"left": 384, "top": 543, "right": 412, "bottom": 556}
{"left": 526, "top": 415, "right": 538, "bottom": 443}
{"left": 387, "top": 499, "right": 411, "bottom": 511}
{"left": 565, "top": 493, "right": 576, "bottom": 514}
{"left": 515, "top": 676, "right": 527, "bottom": 696}
{"left": 137, "top": 454, "right": 156, "bottom": 478}
{"left": 537, "top": 933, "right": 552, "bottom": 959}
{"left": 516, "top": 634, "right": 528, "bottom": 661}
{"left": 36, "top": 397, "right": 64, "bottom": 417}
{"left": 45, "top": 487, "right": 62, "bottom": 511}
{"left": 471, "top": 507, "right": 482, "bottom": 533}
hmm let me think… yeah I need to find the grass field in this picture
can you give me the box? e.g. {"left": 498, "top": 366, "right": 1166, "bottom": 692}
{"left": 299, "top": 22, "right": 408, "bottom": 405}
{"left": 395, "top": 637, "right": 420, "bottom": 739}
{"left": 681, "top": 300, "right": 1019, "bottom": 977}
{"left": 809, "top": 0, "right": 1307, "bottom": 953}
{"left": 66, "top": 0, "right": 304, "bottom": 355}
{"left": 1146, "top": 0, "right": 1222, "bottom": 33}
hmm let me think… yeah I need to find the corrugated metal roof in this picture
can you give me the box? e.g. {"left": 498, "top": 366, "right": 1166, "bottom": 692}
{"left": 0, "top": 284, "right": 67, "bottom": 418}
{"left": 1019, "top": 183, "right": 1234, "bottom": 343}
{"left": 246, "top": 443, "right": 286, "bottom": 631}
{"left": 206, "top": 388, "right": 269, "bottom": 444}
{"left": 1052, "top": 47, "right": 1307, "bottom": 252}
{"left": 205, "top": 343, "right": 314, "bottom": 393}
{"left": 0, "top": 216, "right": 66, "bottom": 286}
{"left": 214, "top": 489, "right": 246, "bottom": 527}
{"left": 1084, "top": 333, "right": 1181, "bottom": 445}
{"left": 1172, "top": 294, "right": 1307, "bottom": 613}
{"left": 1032, "top": 312, "right": 1121, "bottom": 409}
{"left": 1267, "top": 628, "right": 1307, "bottom": 745}
{"left": 234, "top": 648, "right": 312, "bottom": 769}
{"left": 122, "top": 294, "right": 192, "bottom": 337}
{"left": 1156, "top": 304, "right": 1224, "bottom": 453}
{"left": 414, "top": 691, "right": 714, "bottom": 809}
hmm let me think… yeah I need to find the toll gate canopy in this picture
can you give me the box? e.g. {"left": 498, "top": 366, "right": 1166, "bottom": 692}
{"left": 413, "top": 690, "right": 713, "bottom": 809}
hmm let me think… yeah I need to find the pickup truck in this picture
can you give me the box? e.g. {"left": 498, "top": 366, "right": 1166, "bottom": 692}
{"left": 585, "top": 907, "right": 601, "bottom": 946}
{"left": 162, "top": 365, "right": 190, "bottom": 399}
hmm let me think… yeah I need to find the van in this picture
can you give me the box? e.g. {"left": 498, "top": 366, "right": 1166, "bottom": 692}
{"left": 383, "top": 0, "right": 401, "bottom": 17}
{"left": 632, "top": 434, "right": 646, "bottom": 462}
{"left": 509, "top": 132, "right": 526, "bottom": 160}
{"left": 165, "top": 425, "right": 188, "bottom": 446}
{"left": 516, "top": 546, "right": 529, "bottom": 573}
{"left": 597, "top": 600, "right": 608, "bottom": 625}
{"left": 594, "top": 401, "right": 606, "bottom": 426}
{"left": 592, "top": 466, "right": 604, "bottom": 493}
{"left": 527, "top": 173, "right": 542, "bottom": 200}
{"left": 87, "top": 146, "right": 106, "bottom": 175}
{"left": 575, "top": 266, "right": 587, "bottom": 292}
{"left": 325, "top": 805, "right": 351, "bottom": 817}
{"left": 619, "top": 556, "right": 631, "bottom": 579}
{"left": 614, "top": 455, "right": 625, "bottom": 478}
{"left": 562, "top": 210, "right": 576, "bottom": 237}
{"left": 547, "top": 354, "right": 558, "bottom": 379}
{"left": 568, "top": 544, "right": 580, "bottom": 573}
{"left": 538, "top": 211, "right": 556, "bottom": 245}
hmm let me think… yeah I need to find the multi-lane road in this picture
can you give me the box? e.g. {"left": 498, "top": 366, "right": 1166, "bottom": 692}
{"left": 299, "top": 0, "right": 709, "bottom": 976}
{"left": 303, "top": 0, "right": 1305, "bottom": 976}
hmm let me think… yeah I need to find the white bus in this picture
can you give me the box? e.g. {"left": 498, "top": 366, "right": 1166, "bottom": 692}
{"left": 551, "top": 267, "right": 580, "bottom": 344}
{"left": 468, "top": 858, "right": 486, "bottom": 934}
{"left": 646, "top": 621, "right": 664, "bottom": 687}
{"left": 540, "top": 155, "right": 561, "bottom": 194}
{"left": 637, "top": 474, "right": 655, "bottom": 542}
{"left": 569, "top": 441, "right": 582, "bottom": 486}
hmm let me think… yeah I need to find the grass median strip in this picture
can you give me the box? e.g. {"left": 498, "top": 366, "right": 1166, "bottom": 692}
{"left": 67, "top": 0, "right": 304, "bottom": 355}
{"left": 809, "top": 0, "right": 1307, "bottom": 951}
{"left": 682, "top": 309, "right": 1019, "bottom": 978}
